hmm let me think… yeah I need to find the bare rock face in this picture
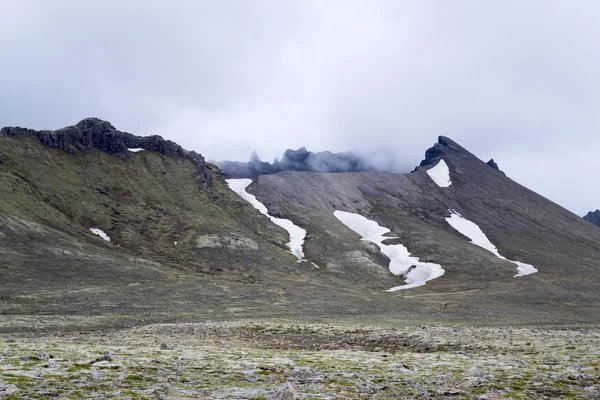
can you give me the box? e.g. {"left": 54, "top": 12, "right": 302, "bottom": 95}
{"left": 583, "top": 209, "right": 600, "bottom": 227}
{"left": 1, "top": 118, "right": 212, "bottom": 189}
{"left": 486, "top": 159, "right": 500, "bottom": 171}
{"left": 486, "top": 158, "right": 506, "bottom": 175}
{"left": 418, "top": 136, "right": 463, "bottom": 167}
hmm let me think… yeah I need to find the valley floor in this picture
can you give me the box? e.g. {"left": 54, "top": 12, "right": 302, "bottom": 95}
{"left": 1, "top": 321, "right": 599, "bottom": 399}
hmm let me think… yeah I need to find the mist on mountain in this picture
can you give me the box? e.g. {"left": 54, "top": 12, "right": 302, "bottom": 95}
{"left": 216, "top": 147, "right": 409, "bottom": 178}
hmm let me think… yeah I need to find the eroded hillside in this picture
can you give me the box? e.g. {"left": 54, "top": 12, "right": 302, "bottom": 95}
{"left": 249, "top": 137, "right": 600, "bottom": 323}
{"left": 1, "top": 121, "right": 599, "bottom": 330}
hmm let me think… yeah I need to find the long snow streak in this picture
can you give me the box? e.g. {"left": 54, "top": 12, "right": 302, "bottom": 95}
{"left": 226, "top": 178, "right": 306, "bottom": 261}
{"left": 89, "top": 228, "right": 110, "bottom": 241}
{"left": 426, "top": 159, "right": 452, "bottom": 187}
{"left": 334, "top": 210, "right": 445, "bottom": 291}
{"left": 445, "top": 210, "right": 538, "bottom": 277}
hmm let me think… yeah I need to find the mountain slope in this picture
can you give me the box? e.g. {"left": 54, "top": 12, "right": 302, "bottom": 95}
{"left": 0, "top": 119, "right": 297, "bottom": 273}
{"left": 0, "top": 119, "right": 333, "bottom": 329}
{"left": 1, "top": 122, "right": 599, "bottom": 330}
{"left": 249, "top": 137, "right": 600, "bottom": 322}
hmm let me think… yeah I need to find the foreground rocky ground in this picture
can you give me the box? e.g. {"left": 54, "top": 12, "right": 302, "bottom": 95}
{"left": 0, "top": 321, "right": 599, "bottom": 399}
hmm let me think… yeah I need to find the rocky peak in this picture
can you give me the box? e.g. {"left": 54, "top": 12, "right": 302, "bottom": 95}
{"left": 583, "top": 209, "right": 600, "bottom": 228}
{"left": 419, "top": 136, "right": 463, "bottom": 167}
{"left": 75, "top": 117, "right": 117, "bottom": 132}
{"left": 486, "top": 158, "right": 506, "bottom": 175}
{"left": 486, "top": 159, "right": 500, "bottom": 171}
{"left": 1, "top": 118, "right": 212, "bottom": 190}
{"left": 417, "top": 137, "right": 507, "bottom": 177}
{"left": 282, "top": 147, "right": 310, "bottom": 164}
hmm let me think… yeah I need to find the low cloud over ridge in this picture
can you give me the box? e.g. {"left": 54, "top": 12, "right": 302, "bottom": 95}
{"left": 1, "top": 1, "right": 599, "bottom": 214}
{"left": 217, "top": 147, "right": 408, "bottom": 178}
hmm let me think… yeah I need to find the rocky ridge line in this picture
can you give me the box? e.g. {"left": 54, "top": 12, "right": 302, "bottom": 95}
{"left": 418, "top": 136, "right": 504, "bottom": 174}
{"left": 1, "top": 118, "right": 212, "bottom": 189}
{"left": 217, "top": 147, "right": 379, "bottom": 178}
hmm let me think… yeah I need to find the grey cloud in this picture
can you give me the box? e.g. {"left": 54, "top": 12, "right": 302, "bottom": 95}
{"left": 1, "top": 1, "right": 599, "bottom": 214}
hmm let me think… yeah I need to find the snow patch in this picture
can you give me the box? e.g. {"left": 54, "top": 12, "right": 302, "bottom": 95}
{"left": 512, "top": 261, "right": 538, "bottom": 277}
{"left": 128, "top": 148, "right": 144, "bottom": 152}
{"left": 89, "top": 228, "right": 110, "bottom": 242}
{"left": 426, "top": 159, "right": 452, "bottom": 187}
{"left": 445, "top": 210, "right": 500, "bottom": 256}
{"left": 445, "top": 210, "right": 538, "bottom": 277}
{"left": 226, "top": 178, "right": 306, "bottom": 261}
{"left": 334, "top": 210, "right": 445, "bottom": 291}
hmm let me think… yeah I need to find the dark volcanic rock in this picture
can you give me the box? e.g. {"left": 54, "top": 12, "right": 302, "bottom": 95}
{"left": 418, "top": 136, "right": 461, "bottom": 167}
{"left": 583, "top": 210, "right": 600, "bottom": 228}
{"left": 486, "top": 158, "right": 499, "bottom": 170}
{"left": 419, "top": 144, "right": 444, "bottom": 167}
{"left": 486, "top": 159, "right": 505, "bottom": 175}
{"left": 415, "top": 135, "right": 461, "bottom": 168}
{"left": 218, "top": 147, "right": 379, "bottom": 178}
{"left": 417, "top": 137, "right": 506, "bottom": 175}
{"left": 1, "top": 118, "right": 212, "bottom": 189}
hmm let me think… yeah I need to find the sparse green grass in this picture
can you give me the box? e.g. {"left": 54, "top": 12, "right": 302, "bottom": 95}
{"left": 2, "top": 321, "right": 597, "bottom": 399}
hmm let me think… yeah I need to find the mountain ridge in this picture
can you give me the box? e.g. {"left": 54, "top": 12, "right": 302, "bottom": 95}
{"left": 1, "top": 117, "right": 212, "bottom": 189}
{"left": 217, "top": 147, "right": 406, "bottom": 178}
{"left": 1, "top": 118, "right": 599, "bottom": 331}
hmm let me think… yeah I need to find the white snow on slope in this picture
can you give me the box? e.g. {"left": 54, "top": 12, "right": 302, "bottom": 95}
{"left": 445, "top": 210, "right": 538, "bottom": 277}
{"left": 511, "top": 261, "right": 538, "bottom": 277}
{"left": 226, "top": 178, "right": 306, "bottom": 261}
{"left": 89, "top": 228, "right": 110, "bottom": 242}
{"left": 426, "top": 159, "right": 452, "bottom": 187}
{"left": 334, "top": 210, "right": 445, "bottom": 291}
{"left": 128, "top": 148, "right": 144, "bottom": 152}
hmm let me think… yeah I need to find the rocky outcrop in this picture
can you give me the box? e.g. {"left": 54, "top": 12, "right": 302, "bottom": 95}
{"left": 486, "top": 158, "right": 499, "bottom": 170}
{"left": 486, "top": 159, "right": 505, "bottom": 175}
{"left": 418, "top": 136, "right": 464, "bottom": 167}
{"left": 417, "top": 137, "right": 506, "bottom": 176}
{"left": 1, "top": 118, "right": 212, "bottom": 189}
{"left": 218, "top": 147, "right": 377, "bottom": 178}
{"left": 583, "top": 210, "right": 600, "bottom": 228}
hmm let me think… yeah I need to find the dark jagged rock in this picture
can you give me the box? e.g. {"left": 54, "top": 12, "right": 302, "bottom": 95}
{"left": 414, "top": 136, "right": 454, "bottom": 170}
{"left": 416, "top": 137, "right": 506, "bottom": 176}
{"left": 487, "top": 159, "right": 500, "bottom": 171}
{"left": 1, "top": 118, "right": 212, "bottom": 189}
{"left": 419, "top": 144, "right": 445, "bottom": 167}
{"left": 217, "top": 147, "right": 378, "bottom": 178}
{"left": 418, "top": 136, "right": 460, "bottom": 167}
{"left": 583, "top": 210, "right": 600, "bottom": 228}
{"left": 486, "top": 159, "right": 505, "bottom": 175}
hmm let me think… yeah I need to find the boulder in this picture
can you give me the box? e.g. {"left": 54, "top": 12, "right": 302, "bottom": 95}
{"left": 269, "top": 381, "right": 298, "bottom": 400}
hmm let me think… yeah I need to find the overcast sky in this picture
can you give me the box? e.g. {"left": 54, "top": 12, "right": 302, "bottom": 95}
{"left": 1, "top": 1, "right": 599, "bottom": 215}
